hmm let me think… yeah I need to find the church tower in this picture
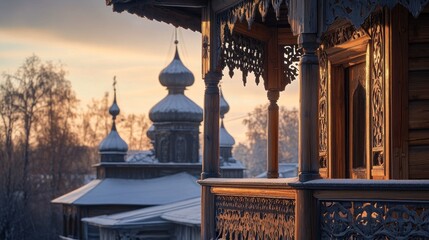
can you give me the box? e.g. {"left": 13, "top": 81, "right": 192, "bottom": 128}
{"left": 148, "top": 36, "right": 203, "bottom": 163}
{"left": 98, "top": 77, "right": 128, "bottom": 162}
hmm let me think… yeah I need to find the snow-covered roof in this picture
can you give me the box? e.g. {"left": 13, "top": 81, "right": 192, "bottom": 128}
{"left": 159, "top": 46, "right": 194, "bottom": 89}
{"left": 161, "top": 203, "right": 200, "bottom": 226}
{"left": 82, "top": 197, "right": 200, "bottom": 228}
{"left": 125, "top": 150, "right": 204, "bottom": 164}
{"left": 221, "top": 159, "right": 245, "bottom": 169}
{"left": 220, "top": 122, "right": 235, "bottom": 147}
{"left": 256, "top": 163, "right": 298, "bottom": 178}
{"left": 149, "top": 94, "right": 203, "bottom": 122}
{"left": 98, "top": 129, "right": 128, "bottom": 154}
{"left": 52, "top": 172, "right": 200, "bottom": 206}
{"left": 126, "top": 150, "right": 157, "bottom": 163}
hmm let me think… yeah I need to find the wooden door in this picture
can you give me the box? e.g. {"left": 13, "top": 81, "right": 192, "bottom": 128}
{"left": 345, "top": 62, "right": 367, "bottom": 179}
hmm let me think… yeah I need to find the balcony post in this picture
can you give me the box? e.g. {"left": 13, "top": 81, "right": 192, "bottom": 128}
{"left": 298, "top": 32, "right": 320, "bottom": 182}
{"left": 267, "top": 90, "right": 280, "bottom": 178}
{"left": 296, "top": 31, "right": 320, "bottom": 240}
{"left": 200, "top": 4, "right": 222, "bottom": 239}
{"left": 201, "top": 71, "right": 221, "bottom": 179}
{"left": 201, "top": 71, "right": 221, "bottom": 240}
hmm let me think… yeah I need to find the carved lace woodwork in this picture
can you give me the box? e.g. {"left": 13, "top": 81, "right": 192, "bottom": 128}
{"left": 217, "top": 0, "right": 302, "bottom": 87}
{"left": 318, "top": 50, "right": 328, "bottom": 171}
{"left": 324, "top": 0, "right": 429, "bottom": 31}
{"left": 215, "top": 195, "right": 295, "bottom": 240}
{"left": 370, "top": 11, "right": 385, "bottom": 171}
{"left": 219, "top": 33, "right": 302, "bottom": 86}
{"left": 281, "top": 44, "right": 303, "bottom": 87}
{"left": 218, "top": 0, "right": 289, "bottom": 39}
{"left": 220, "top": 31, "right": 265, "bottom": 85}
{"left": 320, "top": 200, "right": 429, "bottom": 239}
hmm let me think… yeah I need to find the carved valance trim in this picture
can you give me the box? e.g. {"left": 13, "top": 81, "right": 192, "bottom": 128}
{"left": 218, "top": 0, "right": 289, "bottom": 43}
{"left": 324, "top": 0, "right": 429, "bottom": 32}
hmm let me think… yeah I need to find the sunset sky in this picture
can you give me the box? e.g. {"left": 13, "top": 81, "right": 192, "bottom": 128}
{"left": 0, "top": 0, "right": 299, "bottom": 144}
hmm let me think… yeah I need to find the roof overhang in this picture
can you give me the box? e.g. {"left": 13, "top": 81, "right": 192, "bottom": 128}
{"left": 106, "top": 0, "right": 207, "bottom": 32}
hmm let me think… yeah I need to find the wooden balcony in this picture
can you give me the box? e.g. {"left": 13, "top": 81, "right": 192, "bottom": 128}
{"left": 199, "top": 178, "right": 429, "bottom": 239}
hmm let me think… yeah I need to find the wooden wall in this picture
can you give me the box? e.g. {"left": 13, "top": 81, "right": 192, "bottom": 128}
{"left": 408, "top": 6, "right": 429, "bottom": 179}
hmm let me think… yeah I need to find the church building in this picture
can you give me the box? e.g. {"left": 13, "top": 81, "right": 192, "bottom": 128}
{"left": 52, "top": 39, "right": 243, "bottom": 240}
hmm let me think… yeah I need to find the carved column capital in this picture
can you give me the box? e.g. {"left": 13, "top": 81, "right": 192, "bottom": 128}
{"left": 267, "top": 90, "right": 280, "bottom": 103}
{"left": 204, "top": 71, "right": 222, "bottom": 84}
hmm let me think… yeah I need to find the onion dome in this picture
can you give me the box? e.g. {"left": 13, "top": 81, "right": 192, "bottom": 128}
{"left": 220, "top": 121, "right": 235, "bottom": 147}
{"left": 159, "top": 45, "right": 194, "bottom": 94}
{"left": 220, "top": 88, "right": 230, "bottom": 119}
{"left": 149, "top": 40, "right": 203, "bottom": 123}
{"left": 219, "top": 89, "right": 235, "bottom": 147}
{"left": 99, "top": 77, "right": 128, "bottom": 162}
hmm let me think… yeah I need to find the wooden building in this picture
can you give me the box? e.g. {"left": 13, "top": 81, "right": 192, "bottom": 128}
{"left": 105, "top": 0, "right": 429, "bottom": 239}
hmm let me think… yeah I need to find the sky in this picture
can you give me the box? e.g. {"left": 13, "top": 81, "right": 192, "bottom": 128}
{"left": 0, "top": 0, "right": 299, "bottom": 144}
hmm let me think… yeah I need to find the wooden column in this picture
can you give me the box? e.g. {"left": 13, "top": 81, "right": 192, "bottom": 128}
{"left": 296, "top": 189, "right": 318, "bottom": 239}
{"left": 266, "top": 28, "right": 280, "bottom": 178}
{"left": 267, "top": 90, "right": 280, "bottom": 178}
{"left": 298, "top": 33, "right": 320, "bottom": 182}
{"left": 201, "top": 71, "right": 221, "bottom": 179}
{"left": 200, "top": 3, "right": 221, "bottom": 239}
{"left": 296, "top": 32, "right": 320, "bottom": 240}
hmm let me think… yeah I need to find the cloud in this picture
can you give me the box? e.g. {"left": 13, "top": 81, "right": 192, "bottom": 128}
{"left": 0, "top": 0, "right": 201, "bottom": 57}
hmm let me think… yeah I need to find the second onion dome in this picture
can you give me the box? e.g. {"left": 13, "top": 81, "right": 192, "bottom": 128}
{"left": 149, "top": 41, "right": 203, "bottom": 123}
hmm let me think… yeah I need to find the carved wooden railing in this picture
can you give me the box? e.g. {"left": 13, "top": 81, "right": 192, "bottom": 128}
{"left": 199, "top": 178, "right": 297, "bottom": 240}
{"left": 200, "top": 178, "right": 429, "bottom": 240}
{"left": 292, "top": 179, "right": 429, "bottom": 240}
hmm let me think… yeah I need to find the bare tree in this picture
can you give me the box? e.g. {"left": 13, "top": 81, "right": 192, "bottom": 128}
{"left": 0, "top": 55, "right": 92, "bottom": 239}
{"left": 233, "top": 105, "right": 298, "bottom": 177}
{"left": 119, "top": 113, "right": 151, "bottom": 150}
{"left": 0, "top": 77, "right": 26, "bottom": 240}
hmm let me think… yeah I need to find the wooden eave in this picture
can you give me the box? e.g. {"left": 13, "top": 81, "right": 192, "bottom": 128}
{"left": 106, "top": 0, "right": 205, "bottom": 32}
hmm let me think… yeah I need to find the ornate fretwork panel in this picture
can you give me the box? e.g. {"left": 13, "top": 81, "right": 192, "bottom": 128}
{"left": 370, "top": 11, "right": 385, "bottom": 168}
{"left": 318, "top": 50, "right": 328, "bottom": 170}
{"left": 220, "top": 31, "right": 265, "bottom": 85}
{"left": 320, "top": 200, "right": 429, "bottom": 239}
{"left": 216, "top": 195, "right": 295, "bottom": 240}
{"left": 324, "top": 0, "right": 429, "bottom": 31}
{"left": 217, "top": 0, "right": 303, "bottom": 87}
{"left": 281, "top": 44, "right": 303, "bottom": 87}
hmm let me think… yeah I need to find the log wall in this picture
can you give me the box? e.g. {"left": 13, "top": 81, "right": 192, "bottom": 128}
{"left": 408, "top": 6, "right": 429, "bottom": 179}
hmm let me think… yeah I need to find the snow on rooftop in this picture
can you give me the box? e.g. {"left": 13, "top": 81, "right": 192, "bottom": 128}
{"left": 52, "top": 172, "right": 200, "bottom": 206}
{"left": 126, "top": 150, "right": 157, "bottom": 163}
{"left": 256, "top": 163, "right": 298, "bottom": 178}
{"left": 149, "top": 94, "right": 203, "bottom": 122}
{"left": 125, "top": 150, "right": 203, "bottom": 164}
{"left": 221, "top": 159, "right": 245, "bottom": 169}
{"left": 82, "top": 197, "right": 200, "bottom": 228}
{"left": 161, "top": 203, "right": 200, "bottom": 226}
